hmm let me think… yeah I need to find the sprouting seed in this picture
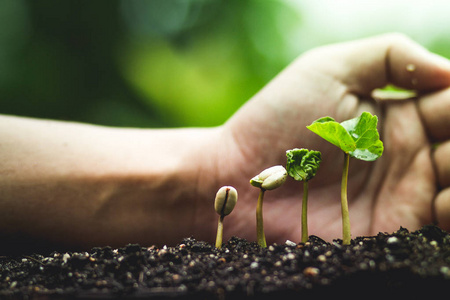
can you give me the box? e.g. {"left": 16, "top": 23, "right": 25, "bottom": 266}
{"left": 214, "top": 186, "right": 238, "bottom": 249}
{"left": 250, "top": 165, "right": 287, "bottom": 248}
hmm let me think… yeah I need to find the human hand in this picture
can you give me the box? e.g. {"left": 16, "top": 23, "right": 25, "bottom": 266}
{"left": 215, "top": 33, "right": 450, "bottom": 243}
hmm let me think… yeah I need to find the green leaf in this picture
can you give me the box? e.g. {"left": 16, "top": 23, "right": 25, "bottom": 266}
{"left": 286, "top": 148, "right": 322, "bottom": 181}
{"left": 306, "top": 117, "right": 356, "bottom": 153}
{"left": 307, "top": 112, "right": 384, "bottom": 161}
{"left": 341, "top": 112, "right": 384, "bottom": 161}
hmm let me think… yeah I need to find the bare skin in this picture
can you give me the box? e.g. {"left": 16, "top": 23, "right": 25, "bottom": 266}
{"left": 222, "top": 33, "right": 450, "bottom": 243}
{"left": 1, "top": 33, "right": 450, "bottom": 250}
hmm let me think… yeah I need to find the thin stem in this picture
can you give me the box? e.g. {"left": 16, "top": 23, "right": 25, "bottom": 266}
{"left": 215, "top": 215, "right": 224, "bottom": 249}
{"left": 341, "top": 153, "right": 351, "bottom": 245}
{"left": 256, "top": 189, "right": 267, "bottom": 248}
{"left": 301, "top": 180, "right": 309, "bottom": 243}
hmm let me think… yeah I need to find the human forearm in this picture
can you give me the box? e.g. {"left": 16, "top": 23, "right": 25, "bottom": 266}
{"left": 0, "top": 115, "right": 221, "bottom": 248}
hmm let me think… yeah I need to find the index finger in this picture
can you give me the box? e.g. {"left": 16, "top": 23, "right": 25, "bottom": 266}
{"left": 306, "top": 33, "right": 450, "bottom": 96}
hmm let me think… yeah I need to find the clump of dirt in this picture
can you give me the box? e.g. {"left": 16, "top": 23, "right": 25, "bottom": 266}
{"left": 1, "top": 225, "right": 449, "bottom": 299}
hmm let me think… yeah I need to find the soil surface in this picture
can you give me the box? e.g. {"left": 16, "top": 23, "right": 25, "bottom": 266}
{"left": 1, "top": 225, "right": 450, "bottom": 299}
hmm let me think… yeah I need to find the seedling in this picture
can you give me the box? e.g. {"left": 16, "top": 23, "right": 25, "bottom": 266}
{"left": 286, "top": 148, "right": 322, "bottom": 243}
{"left": 307, "top": 111, "right": 383, "bottom": 245}
{"left": 250, "top": 165, "right": 287, "bottom": 248}
{"left": 214, "top": 186, "right": 238, "bottom": 249}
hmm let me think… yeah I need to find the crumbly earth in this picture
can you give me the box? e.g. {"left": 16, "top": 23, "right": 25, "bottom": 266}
{"left": 1, "top": 225, "right": 449, "bottom": 299}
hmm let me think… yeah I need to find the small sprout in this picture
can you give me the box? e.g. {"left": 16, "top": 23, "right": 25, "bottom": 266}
{"left": 286, "top": 148, "right": 322, "bottom": 243}
{"left": 250, "top": 165, "right": 287, "bottom": 248}
{"left": 214, "top": 186, "right": 238, "bottom": 249}
{"left": 250, "top": 165, "right": 287, "bottom": 190}
{"left": 307, "top": 111, "right": 383, "bottom": 245}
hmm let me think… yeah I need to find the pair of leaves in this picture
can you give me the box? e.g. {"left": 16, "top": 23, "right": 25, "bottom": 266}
{"left": 286, "top": 148, "right": 322, "bottom": 182}
{"left": 307, "top": 112, "right": 383, "bottom": 161}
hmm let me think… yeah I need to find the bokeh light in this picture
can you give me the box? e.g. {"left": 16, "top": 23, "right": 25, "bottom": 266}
{"left": 1, "top": 0, "right": 449, "bottom": 127}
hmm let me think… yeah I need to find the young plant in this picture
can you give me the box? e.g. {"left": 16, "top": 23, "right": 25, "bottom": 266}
{"left": 286, "top": 148, "right": 322, "bottom": 243}
{"left": 250, "top": 165, "right": 287, "bottom": 248}
{"left": 307, "top": 111, "right": 384, "bottom": 245}
{"left": 214, "top": 186, "right": 238, "bottom": 249}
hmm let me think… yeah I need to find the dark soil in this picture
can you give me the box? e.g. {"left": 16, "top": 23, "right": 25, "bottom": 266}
{"left": 1, "top": 225, "right": 450, "bottom": 299}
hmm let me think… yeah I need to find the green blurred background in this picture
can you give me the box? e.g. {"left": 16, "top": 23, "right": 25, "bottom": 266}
{"left": 1, "top": 0, "right": 450, "bottom": 128}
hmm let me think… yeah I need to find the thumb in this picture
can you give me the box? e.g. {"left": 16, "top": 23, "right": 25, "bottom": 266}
{"left": 305, "top": 33, "right": 450, "bottom": 96}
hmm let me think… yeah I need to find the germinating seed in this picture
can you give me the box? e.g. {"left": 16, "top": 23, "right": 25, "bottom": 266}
{"left": 214, "top": 186, "right": 237, "bottom": 216}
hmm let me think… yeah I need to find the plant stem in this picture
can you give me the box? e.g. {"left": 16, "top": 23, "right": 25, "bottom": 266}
{"left": 301, "top": 180, "right": 309, "bottom": 243}
{"left": 341, "top": 153, "right": 351, "bottom": 245}
{"left": 215, "top": 215, "right": 224, "bottom": 249}
{"left": 256, "top": 189, "right": 267, "bottom": 248}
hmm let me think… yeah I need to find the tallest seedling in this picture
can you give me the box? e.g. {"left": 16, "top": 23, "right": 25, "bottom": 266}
{"left": 307, "top": 111, "right": 384, "bottom": 245}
